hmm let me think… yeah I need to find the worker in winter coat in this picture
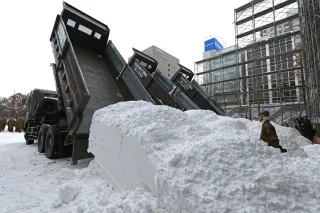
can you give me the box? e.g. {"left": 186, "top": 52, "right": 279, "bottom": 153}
{"left": 7, "top": 119, "right": 16, "bottom": 132}
{"left": 19, "top": 118, "right": 25, "bottom": 132}
{"left": 302, "top": 116, "right": 315, "bottom": 142}
{"left": 0, "top": 119, "right": 3, "bottom": 131}
{"left": 0, "top": 118, "right": 6, "bottom": 132}
{"left": 3, "top": 118, "right": 7, "bottom": 131}
{"left": 258, "top": 110, "right": 287, "bottom": 153}
{"left": 15, "top": 118, "right": 24, "bottom": 133}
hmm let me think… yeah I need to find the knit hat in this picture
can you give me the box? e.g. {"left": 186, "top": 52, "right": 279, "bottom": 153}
{"left": 258, "top": 110, "right": 270, "bottom": 117}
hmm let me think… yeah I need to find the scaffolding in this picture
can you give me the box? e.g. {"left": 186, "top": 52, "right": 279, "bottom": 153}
{"left": 298, "top": 0, "right": 320, "bottom": 123}
{"left": 195, "top": 0, "right": 307, "bottom": 125}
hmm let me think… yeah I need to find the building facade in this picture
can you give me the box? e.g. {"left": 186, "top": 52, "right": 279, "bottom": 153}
{"left": 140, "top": 45, "right": 180, "bottom": 79}
{"left": 195, "top": 0, "right": 306, "bottom": 123}
{"left": 298, "top": 0, "right": 320, "bottom": 120}
{"left": 240, "top": 6, "right": 303, "bottom": 108}
{"left": 195, "top": 45, "right": 239, "bottom": 106}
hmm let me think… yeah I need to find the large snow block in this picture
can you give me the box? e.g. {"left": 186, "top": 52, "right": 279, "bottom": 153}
{"left": 88, "top": 118, "right": 156, "bottom": 193}
{"left": 85, "top": 101, "right": 317, "bottom": 213}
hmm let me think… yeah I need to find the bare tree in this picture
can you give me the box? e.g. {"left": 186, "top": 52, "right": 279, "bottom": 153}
{"left": 14, "top": 93, "right": 28, "bottom": 119}
{"left": 1, "top": 93, "right": 27, "bottom": 119}
{"left": 0, "top": 97, "right": 9, "bottom": 118}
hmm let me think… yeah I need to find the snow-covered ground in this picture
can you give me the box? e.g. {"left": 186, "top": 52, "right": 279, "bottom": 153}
{"left": 0, "top": 131, "right": 91, "bottom": 213}
{"left": 1, "top": 100, "right": 320, "bottom": 213}
{"left": 0, "top": 130, "right": 158, "bottom": 213}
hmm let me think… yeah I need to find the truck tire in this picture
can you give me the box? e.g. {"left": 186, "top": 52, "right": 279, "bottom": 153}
{"left": 38, "top": 124, "right": 48, "bottom": 153}
{"left": 25, "top": 132, "right": 34, "bottom": 145}
{"left": 45, "top": 126, "right": 58, "bottom": 159}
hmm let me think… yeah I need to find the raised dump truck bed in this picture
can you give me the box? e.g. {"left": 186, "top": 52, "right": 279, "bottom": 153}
{"left": 24, "top": 2, "right": 157, "bottom": 164}
{"left": 23, "top": 1, "right": 224, "bottom": 165}
{"left": 102, "top": 41, "right": 156, "bottom": 104}
{"left": 171, "top": 64, "right": 225, "bottom": 116}
{"left": 128, "top": 48, "right": 199, "bottom": 111}
{"left": 51, "top": 2, "right": 159, "bottom": 163}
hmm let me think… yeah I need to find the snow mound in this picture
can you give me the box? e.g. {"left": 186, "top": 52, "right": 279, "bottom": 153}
{"left": 50, "top": 100, "right": 320, "bottom": 213}
{"left": 58, "top": 182, "right": 80, "bottom": 205}
{"left": 303, "top": 144, "right": 320, "bottom": 161}
{"left": 52, "top": 161, "right": 160, "bottom": 213}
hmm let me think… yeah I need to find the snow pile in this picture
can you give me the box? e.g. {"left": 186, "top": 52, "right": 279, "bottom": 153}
{"left": 52, "top": 161, "right": 159, "bottom": 213}
{"left": 83, "top": 101, "right": 320, "bottom": 213}
{"left": 302, "top": 144, "right": 320, "bottom": 161}
{"left": 2, "top": 101, "right": 319, "bottom": 213}
{"left": 0, "top": 131, "right": 91, "bottom": 213}
{"left": 235, "top": 117, "right": 309, "bottom": 158}
{"left": 53, "top": 101, "right": 320, "bottom": 213}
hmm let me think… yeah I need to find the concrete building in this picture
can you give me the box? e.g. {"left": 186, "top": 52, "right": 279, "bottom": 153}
{"left": 195, "top": 45, "right": 239, "bottom": 106}
{"left": 245, "top": 8, "right": 302, "bottom": 105}
{"left": 195, "top": 1, "right": 305, "bottom": 123}
{"left": 260, "top": 8, "right": 299, "bottom": 39}
{"left": 298, "top": 0, "right": 320, "bottom": 119}
{"left": 140, "top": 45, "right": 180, "bottom": 79}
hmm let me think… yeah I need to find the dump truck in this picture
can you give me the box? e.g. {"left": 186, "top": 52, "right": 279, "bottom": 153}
{"left": 23, "top": 2, "right": 224, "bottom": 165}
{"left": 128, "top": 48, "right": 200, "bottom": 111}
{"left": 128, "top": 48, "right": 225, "bottom": 115}
{"left": 24, "top": 2, "right": 155, "bottom": 164}
{"left": 23, "top": 89, "right": 59, "bottom": 146}
{"left": 171, "top": 64, "right": 225, "bottom": 116}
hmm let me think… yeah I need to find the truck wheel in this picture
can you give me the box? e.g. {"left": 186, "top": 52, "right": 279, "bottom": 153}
{"left": 45, "top": 126, "right": 58, "bottom": 159}
{"left": 38, "top": 125, "right": 47, "bottom": 153}
{"left": 25, "top": 132, "right": 34, "bottom": 145}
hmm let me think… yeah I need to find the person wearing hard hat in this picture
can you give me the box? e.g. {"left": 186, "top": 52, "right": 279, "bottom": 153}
{"left": 258, "top": 110, "right": 287, "bottom": 153}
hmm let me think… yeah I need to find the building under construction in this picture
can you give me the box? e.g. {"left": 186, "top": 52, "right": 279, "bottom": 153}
{"left": 195, "top": 0, "right": 306, "bottom": 125}
{"left": 298, "top": 0, "right": 320, "bottom": 122}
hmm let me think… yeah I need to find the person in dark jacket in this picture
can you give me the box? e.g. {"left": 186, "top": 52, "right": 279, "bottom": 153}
{"left": 0, "top": 118, "right": 6, "bottom": 132}
{"left": 258, "top": 110, "right": 287, "bottom": 153}
{"left": 7, "top": 119, "right": 15, "bottom": 132}
{"left": 302, "top": 116, "right": 314, "bottom": 142}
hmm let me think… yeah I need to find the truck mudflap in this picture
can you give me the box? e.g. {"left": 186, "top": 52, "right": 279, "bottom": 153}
{"left": 71, "top": 136, "right": 94, "bottom": 164}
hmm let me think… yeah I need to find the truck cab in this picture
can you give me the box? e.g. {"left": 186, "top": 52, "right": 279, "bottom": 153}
{"left": 23, "top": 89, "right": 60, "bottom": 147}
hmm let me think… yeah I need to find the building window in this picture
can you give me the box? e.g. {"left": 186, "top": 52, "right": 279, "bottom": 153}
{"left": 168, "top": 74, "right": 171, "bottom": 77}
{"left": 168, "top": 64, "right": 170, "bottom": 67}
{"left": 168, "top": 69, "right": 170, "bottom": 72}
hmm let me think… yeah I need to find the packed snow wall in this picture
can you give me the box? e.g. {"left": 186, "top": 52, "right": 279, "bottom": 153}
{"left": 88, "top": 116, "right": 156, "bottom": 193}
{"left": 87, "top": 101, "right": 320, "bottom": 213}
